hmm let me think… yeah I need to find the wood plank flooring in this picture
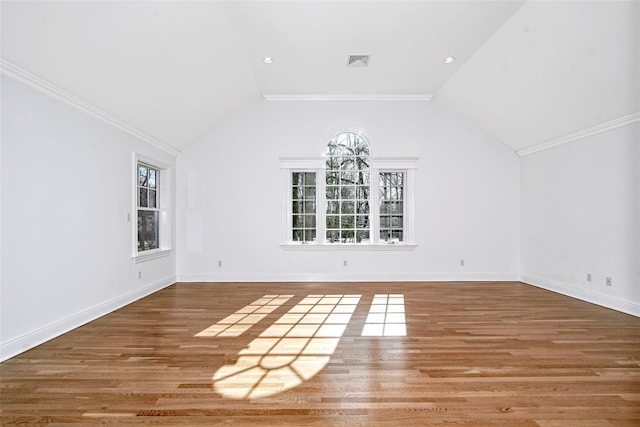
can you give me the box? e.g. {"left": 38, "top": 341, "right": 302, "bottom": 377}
{"left": 1, "top": 281, "right": 639, "bottom": 425}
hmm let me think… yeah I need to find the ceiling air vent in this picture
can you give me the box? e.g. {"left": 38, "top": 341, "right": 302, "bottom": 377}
{"left": 347, "top": 55, "right": 370, "bottom": 67}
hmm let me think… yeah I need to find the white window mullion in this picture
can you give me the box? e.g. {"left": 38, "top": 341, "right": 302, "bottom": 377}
{"left": 282, "top": 168, "right": 292, "bottom": 244}
{"left": 404, "top": 168, "right": 415, "bottom": 244}
{"left": 370, "top": 168, "right": 380, "bottom": 245}
{"left": 317, "top": 168, "right": 326, "bottom": 245}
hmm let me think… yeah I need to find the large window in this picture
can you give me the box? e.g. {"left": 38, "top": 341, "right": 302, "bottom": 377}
{"left": 281, "top": 131, "right": 416, "bottom": 248}
{"left": 325, "top": 132, "right": 370, "bottom": 243}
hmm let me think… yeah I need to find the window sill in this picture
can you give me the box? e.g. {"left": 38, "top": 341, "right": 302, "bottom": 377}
{"left": 133, "top": 248, "right": 172, "bottom": 263}
{"left": 281, "top": 243, "right": 417, "bottom": 251}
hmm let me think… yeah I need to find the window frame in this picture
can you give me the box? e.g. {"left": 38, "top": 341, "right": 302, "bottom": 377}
{"left": 133, "top": 153, "right": 172, "bottom": 262}
{"left": 280, "top": 156, "right": 417, "bottom": 250}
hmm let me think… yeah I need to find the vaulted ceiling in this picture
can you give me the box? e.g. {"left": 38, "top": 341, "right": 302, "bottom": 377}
{"left": 2, "top": 1, "right": 638, "bottom": 154}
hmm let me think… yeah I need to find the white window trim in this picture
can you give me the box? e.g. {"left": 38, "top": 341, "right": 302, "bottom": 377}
{"left": 133, "top": 152, "right": 173, "bottom": 262}
{"left": 281, "top": 156, "right": 417, "bottom": 250}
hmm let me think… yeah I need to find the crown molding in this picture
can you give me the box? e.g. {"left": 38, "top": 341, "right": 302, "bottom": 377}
{"left": 0, "top": 58, "right": 179, "bottom": 157}
{"left": 263, "top": 93, "right": 433, "bottom": 102}
{"left": 517, "top": 112, "right": 640, "bottom": 157}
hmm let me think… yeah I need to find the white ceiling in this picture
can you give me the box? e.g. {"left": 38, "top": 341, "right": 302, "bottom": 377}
{"left": 1, "top": 1, "right": 638, "bottom": 154}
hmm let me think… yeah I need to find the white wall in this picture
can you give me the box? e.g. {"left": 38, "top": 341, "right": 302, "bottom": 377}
{"left": 521, "top": 122, "right": 640, "bottom": 316}
{"left": 0, "top": 76, "right": 176, "bottom": 361}
{"left": 176, "top": 98, "right": 520, "bottom": 282}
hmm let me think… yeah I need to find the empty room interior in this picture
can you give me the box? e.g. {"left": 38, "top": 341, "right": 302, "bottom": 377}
{"left": 1, "top": 0, "right": 639, "bottom": 425}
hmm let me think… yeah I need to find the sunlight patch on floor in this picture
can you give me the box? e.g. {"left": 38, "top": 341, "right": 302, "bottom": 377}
{"left": 195, "top": 295, "right": 293, "bottom": 338}
{"left": 212, "top": 294, "right": 361, "bottom": 399}
{"left": 361, "top": 294, "right": 406, "bottom": 337}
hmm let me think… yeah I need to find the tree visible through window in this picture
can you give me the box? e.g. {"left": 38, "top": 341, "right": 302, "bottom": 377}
{"left": 282, "top": 130, "right": 415, "bottom": 246}
{"left": 292, "top": 172, "right": 316, "bottom": 242}
{"left": 325, "top": 132, "right": 370, "bottom": 243}
{"left": 137, "top": 163, "right": 160, "bottom": 251}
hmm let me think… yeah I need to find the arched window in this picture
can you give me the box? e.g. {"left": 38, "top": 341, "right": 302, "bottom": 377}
{"left": 281, "top": 129, "right": 416, "bottom": 248}
{"left": 325, "top": 132, "right": 371, "bottom": 243}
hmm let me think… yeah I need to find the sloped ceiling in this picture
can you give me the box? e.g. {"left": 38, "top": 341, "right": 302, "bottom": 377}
{"left": 437, "top": 0, "right": 640, "bottom": 154}
{"left": 1, "top": 1, "right": 638, "bottom": 154}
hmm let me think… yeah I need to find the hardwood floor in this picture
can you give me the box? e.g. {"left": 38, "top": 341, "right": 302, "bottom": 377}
{"left": 1, "top": 281, "right": 639, "bottom": 426}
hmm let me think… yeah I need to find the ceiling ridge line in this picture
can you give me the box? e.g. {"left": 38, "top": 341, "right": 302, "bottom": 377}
{"left": 517, "top": 112, "right": 640, "bottom": 157}
{"left": 262, "top": 94, "right": 433, "bottom": 102}
{"left": 0, "top": 58, "right": 179, "bottom": 157}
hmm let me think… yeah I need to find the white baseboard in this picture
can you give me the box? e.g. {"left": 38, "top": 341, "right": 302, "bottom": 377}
{"left": 521, "top": 274, "right": 640, "bottom": 318}
{"left": 177, "top": 272, "right": 519, "bottom": 283}
{"left": 0, "top": 276, "right": 176, "bottom": 362}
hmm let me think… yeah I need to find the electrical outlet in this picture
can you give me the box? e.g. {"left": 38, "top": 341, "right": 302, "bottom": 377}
{"left": 460, "top": 259, "right": 465, "bottom": 267}
{"left": 606, "top": 277, "right": 612, "bottom": 287}
{"left": 137, "top": 271, "right": 142, "bottom": 279}
{"left": 587, "top": 273, "right": 592, "bottom": 282}
{"left": 343, "top": 260, "right": 347, "bottom": 267}
{"left": 218, "top": 260, "right": 222, "bottom": 267}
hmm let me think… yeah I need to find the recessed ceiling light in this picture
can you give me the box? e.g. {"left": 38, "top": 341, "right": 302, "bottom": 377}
{"left": 347, "top": 55, "right": 370, "bottom": 67}
{"left": 443, "top": 57, "right": 456, "bottom": 64}
{"left": 263, "top": 57, "right": 273, "bottom": 64}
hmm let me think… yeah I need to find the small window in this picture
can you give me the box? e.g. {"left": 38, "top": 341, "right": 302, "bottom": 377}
{"left": 379, "top": 172, "right": 404, "bottom": 243}
{"left": 137, "top": 162, "right": 160, "bottom": 252}
{"left": 292, "top": 172, "right": 317, "bottom": 243}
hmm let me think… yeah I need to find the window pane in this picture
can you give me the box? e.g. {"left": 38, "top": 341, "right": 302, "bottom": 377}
{"left": 356, "top": 202, "right": 369, "bottom": 214}
{"left": 304, "top": 172, "right": 316, "bottom": 185}
{"left": 356, "top": 186, "right": 369, "bottom": 200}
{"left": 340, "top": 171, "right": 356, "bottom": 184}
{"left": 355, "top": 172, "right": 368, "bottom": 186}
{"left": 139, "top": 187, "right": 148, "bottom": 208}
{"left": 148, "top": 169, "right": 157, "bottom": 189}
{"left": 326, "top": 230, "right": 340, "bottom": 243}
{"left": 293, "top": 201, "right": 303, "bottom": 214}
{"left": 293, "top": 215, "right": 304, "bottom": 228}
{"left": 341, "top": 201, "right": 354, "bottom": 214}
{"left": 356, "top": 201, "right": 370, "bottom": 215}
{"left": 293, "top": 229, "right": 304, "bottom": 242}
{"left": 341, "top": 186, "right": 355, "bottom": 200}
{"left": 304, "top": 215, "right": 316, "bottom": 228}
{"left": 380, "top": 216, "right": 390, "bottom": 228}
{"left": 326, "top": 215, "right": 339, "bottom": 229}
{"left": 391, "top": 187, "right": 403, "bottom": 200}
{"left": 392, "top": 230, "right": 403, "bottom": 241}
{"left": 340, "top": 215, "right": 354, "bottom": 229}
{"left": 356, "top": 230, "right": 370, "bottom": 243}
{"left": 292, "top": 172, "right": 304, "bottom": 186}
{"left": 356, "top": 215, "right": 369, "bottom": 229}
{"left": 292, "top": 186, "right": 303, "bottom": 199}
{"left": 304, "top": 229, "right": 316, "bottom": 242}
{"left": 380, "top": 202, "right": 390, "bottom": 214}
{"left": 326, "top": 172, "right": 339, "bottom": 185}
{"left": 326, "top": 201, "right": 339, "bottom": 214}
{"left": 326, "top": 186, "right": 339, "bottom": 200}
{"left": 304, "top": 186, "right": 316, "bottom": 198}
{"left": 391, "top": 202, "right": 403, "bottom": 214}
{"left": 304, "top": 201, "right": 316, "bottom": 214}
{"left": 341, "top": 230, "right": 355, "bottom": 242}
{"left": 392, "top": 216, "right": 403, "bottom": 228}
{"left": 138, "top": 210, "right": 159, "bottom": 251}
{"left": 149, "top": 190, "right": 157, "bottom": 208}
{"left": 138, "top": 166, "right": 148, "bottom": 186}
